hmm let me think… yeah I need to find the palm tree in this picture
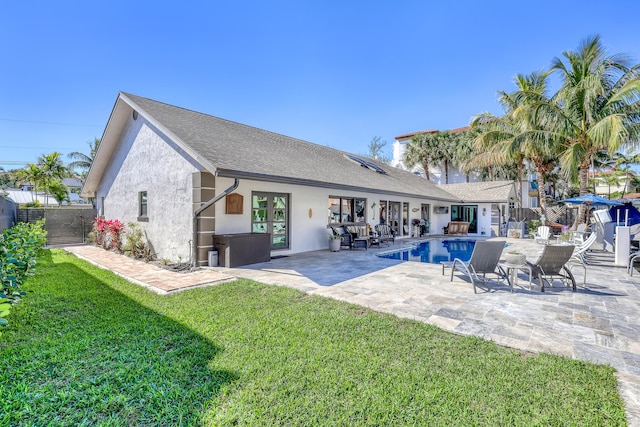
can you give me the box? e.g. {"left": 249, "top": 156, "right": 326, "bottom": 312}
{"left": 403, "top": 132, "right": 439, "bottom": 180}
{"left": 37, "top": 152, "right": 69, "bottom": 207}
{"left": 68, "top": 138, "right": 100, "bottom": 176}
{"left": 469, "top": 71, "right": 561, "bottom": 217}
{"left": 15, "top": 164, "right": 44, "bottom": 202}
{"left": 539, "top": 35, "right": 640, "bottom": 223}
{"left": 601, "top": 172, "right": 621, "bottom": 199}
{"left": 613, "top": 151, "right": 640, "bottom": 197}
{"left": 48, "top": 180, "right": 70, "bottom": 206}
{"left": 430, "top": 131, "right": 458, "bottom": 184}
{"left": 452, "top": 130, "right": 476, "bottom": 182}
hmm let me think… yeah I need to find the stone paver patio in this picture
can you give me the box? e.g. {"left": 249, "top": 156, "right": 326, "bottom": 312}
{"left": 65, "top": 237, "right": 640, "bottom": 425}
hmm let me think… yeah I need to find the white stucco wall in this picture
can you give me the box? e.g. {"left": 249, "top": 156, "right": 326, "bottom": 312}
{"left": 96, "top": 115, "right": 200, "bottom": 262}
{"left": 214, "top": 176, "right": 451, "bottom": 254}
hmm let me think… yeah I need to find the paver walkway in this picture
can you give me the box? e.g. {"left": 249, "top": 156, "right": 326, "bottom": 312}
{"left": 65, "top": 245, "right": 234, "bottom": 292}
{"left": 64, "top": 238, "right": 640, "bottom": 425}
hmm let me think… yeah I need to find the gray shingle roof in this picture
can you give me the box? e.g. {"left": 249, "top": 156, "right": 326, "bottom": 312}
{"left": 438, "top": 180, "right": 515, "bottom": 203}
{"left": 117, "top": 93, "right": 459, "bottom": 201}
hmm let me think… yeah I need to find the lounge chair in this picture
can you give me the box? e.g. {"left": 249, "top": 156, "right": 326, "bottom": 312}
{"left": 534, "top": 225, "right": 551, "bottom": 244}
{"left": 571, "top": 232, "right": 596, "bottom": 264}
{"left": 571, "top": 223, "right": 588, "bottom": 244}
{"left": 375, "top": 224, "right": 395, "bottom": 246}
{"left": 447, "top": 240, "right": 508, "bottom": 293}
{"left": 526, "top": 244, "right": 577, "bottom": 292}
{"left": 562, "top": 233, "right": 596, "bottom": 286}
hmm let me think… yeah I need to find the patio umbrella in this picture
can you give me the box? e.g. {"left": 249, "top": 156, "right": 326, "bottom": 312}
{"left": 559, "top": 194, "right": 622, "bottom": 226}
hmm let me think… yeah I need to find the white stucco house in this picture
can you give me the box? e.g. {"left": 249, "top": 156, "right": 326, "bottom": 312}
{"left": 391, "top": 127, "right": 482, "bottom": 184}
{"left": 83, "top": 92, "right": 473, "bottom": 266}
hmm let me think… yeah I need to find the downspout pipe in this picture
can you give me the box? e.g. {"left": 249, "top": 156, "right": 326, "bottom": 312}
{"left": 192, "top": 178, "right": 239, "bottom": 267}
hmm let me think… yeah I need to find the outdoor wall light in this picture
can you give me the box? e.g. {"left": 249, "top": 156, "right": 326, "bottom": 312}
{"left": 482, "top": 207, "right": 487, "bottom": 216}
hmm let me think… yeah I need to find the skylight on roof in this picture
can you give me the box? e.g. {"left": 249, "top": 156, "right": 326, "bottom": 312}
{"left": 344, "top": 154, "right": 387, "bottom": 174}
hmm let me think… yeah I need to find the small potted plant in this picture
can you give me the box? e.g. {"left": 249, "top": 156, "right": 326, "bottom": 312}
{"left": 328, "top": 232, "right": 341, "bottom": 252}
{"left": 505, "top": 250, "right": 526, "bottom": 265}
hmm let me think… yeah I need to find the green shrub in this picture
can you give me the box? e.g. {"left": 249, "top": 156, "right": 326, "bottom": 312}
{"left": 0, "top": 220, "right": 47, "bottom": 335}
{"left": 123, "top": 222, "right": 153, "bottom": 261}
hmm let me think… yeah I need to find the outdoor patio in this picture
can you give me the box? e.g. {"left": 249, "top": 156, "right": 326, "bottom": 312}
{"left": 65, "top": 237, "right": 640, "bottom": 424}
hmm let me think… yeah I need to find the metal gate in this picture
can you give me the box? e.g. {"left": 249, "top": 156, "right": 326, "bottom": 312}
{"left": 17, "top": 208, "right": 97, "bottom": 246}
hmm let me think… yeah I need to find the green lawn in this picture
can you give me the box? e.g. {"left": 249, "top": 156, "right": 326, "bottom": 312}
{"left": 0, "top": 249, "right": 626, "bottom": 426}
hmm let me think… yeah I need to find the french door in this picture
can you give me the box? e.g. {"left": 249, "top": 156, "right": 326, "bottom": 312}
{"left": 252, "top": 192, "right": 289, "bottom": 249}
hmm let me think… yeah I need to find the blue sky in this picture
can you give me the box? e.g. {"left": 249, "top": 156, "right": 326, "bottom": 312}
{"left": 2, "top": 1, "right": 640, "bottom": 172}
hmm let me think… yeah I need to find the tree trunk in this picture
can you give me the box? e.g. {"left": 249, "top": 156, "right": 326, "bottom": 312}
{"left": 517, "top": 158, "right": 523, "bottom": 208}
{"left": 536, "top": 169, "right": 547, "bottom": 220}
{"left": 576, "top": 164, "right": 590, "bottom": 226}
{"left": 421, "top": 161, "right": 430, "bottom": 180}
{"left": 444, "top": 159, "right": 449, "bottom": 184}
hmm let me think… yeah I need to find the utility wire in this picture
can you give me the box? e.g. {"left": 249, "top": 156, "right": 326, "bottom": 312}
{"left": 0, "top": 118, "right": 102, "bottom": 127}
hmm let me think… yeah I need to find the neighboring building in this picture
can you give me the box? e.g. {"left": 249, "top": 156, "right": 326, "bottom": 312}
{"left": 5, "top": 178, "right": 89, "bottom": 206}
{"left": 82, "top": 93, "right": 467, "bottom": 266}
{"left": 391, "top": 127, "right": 482, "bottom": 184}
{"left": 438, "top": 180, "right": 517, "bottom": 237}
{"left": 4, "top": 188, "right": 60, "bottom": 206}
{"left": 589, "top": 170, "right": 636, "bottom": 197}
{"left": 63, "top": 177, "right": 88, "bottom": 204}
{"left": 392, "top": 127, "right": 551, "bottom": 209}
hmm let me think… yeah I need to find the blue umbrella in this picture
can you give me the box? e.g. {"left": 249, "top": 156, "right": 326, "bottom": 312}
{"left": 560, "top": 194, "right": 622, "bottom": 207}
{"left": 560, "top": 194, "right": 622, "bottom": 226}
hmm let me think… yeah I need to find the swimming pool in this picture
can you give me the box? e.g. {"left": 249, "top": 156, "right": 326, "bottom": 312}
{"left": 377, "top": 238, "right": 480, "bottom": 264}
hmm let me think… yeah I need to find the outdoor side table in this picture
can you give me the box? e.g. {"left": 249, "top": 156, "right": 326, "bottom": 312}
{"left": 500, "top": 262, "right": 532, "bottom": 292}
{"left": 353, "top": 237, "right": 369, "bottom": 250}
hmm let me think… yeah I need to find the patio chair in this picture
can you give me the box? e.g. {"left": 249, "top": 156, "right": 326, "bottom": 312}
{"left": 534, "top": 225, "right": 551, "bottom": 244}
{"left": 526, "top": 244, "right": 577, "bottom": 292}
{"left": 375, "top": 224, "right": 395, "bottom": 246}
{"left": 448, "top": 240, "right": 508, "bottom": 293}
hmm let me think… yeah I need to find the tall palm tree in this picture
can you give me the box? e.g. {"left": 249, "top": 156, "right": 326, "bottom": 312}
{"left": 469, "top": 71, "right": 560, "bottom": 217}
{"left": 403, "top": 132, "right": 439, "bottom": 180}
{"left": 426, "top": 131, "right": 452, "bottom": 183}
{"left": 539, "top": 35, "right": 640, "bottom": 223}
{"left": 15, "top": 164, "right": 44, "bottom": 202}
{"left": 37, "top": 152, "right": 69, "bottom": 207}
{"left": 68, "top": 138, "right": 100, "bottom": 176}
{"left": 613, "top": 151, "right": 640, "bottom": 197}
{"left": 454, "top": 128, "right": 483, "bottom": 182}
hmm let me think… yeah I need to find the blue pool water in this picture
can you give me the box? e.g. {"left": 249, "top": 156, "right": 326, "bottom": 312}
{"left": 378, "top": 239, "right": 478, "bottom": 264}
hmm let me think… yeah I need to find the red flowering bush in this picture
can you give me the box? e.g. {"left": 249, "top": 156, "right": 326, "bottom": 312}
{"left": 92, "top": 217, "right": 126, "bottom": 253}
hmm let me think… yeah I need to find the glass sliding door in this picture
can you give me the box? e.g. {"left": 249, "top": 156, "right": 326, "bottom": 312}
{"left": 252, "top": 192, "right": 289, "bottom": 250}
{"left": 450, "top": 204, "right": 478, "bottom": 233}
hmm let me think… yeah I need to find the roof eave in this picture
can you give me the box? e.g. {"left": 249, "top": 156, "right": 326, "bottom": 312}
{"left": 82, "top": 92, "right": 219, "bottom": 197}
{"left": 216, "top": 169, "right": 460, "bottom": 202}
